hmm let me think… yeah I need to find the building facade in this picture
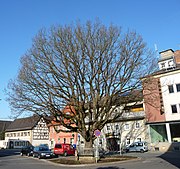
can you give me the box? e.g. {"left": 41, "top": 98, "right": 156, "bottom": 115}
{"left": 143, "top": 49, "right": 180, "bottom": 151}
{"left": 0, "top": 120, "right": 12, "bottom": 148}
{"left": 48, "top": 105, "right": 78, "bottom": 149}
{"left": 76, "top": 101, "right": 148, "bottom": 151}
{"left": 49, "top": 122, "right": 78, "bottom": 149}
{"left": 5, "top": 115, "right": 49, "bottom": 148}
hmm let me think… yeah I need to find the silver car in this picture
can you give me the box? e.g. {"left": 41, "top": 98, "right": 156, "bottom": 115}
{"left": 126, "top": 141, "right": 148, "bottom": 153}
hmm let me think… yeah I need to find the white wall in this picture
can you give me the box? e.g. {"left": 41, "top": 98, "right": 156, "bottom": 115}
{"left": 0, "top": 140, "right": 6, "bottom": 149}
{"left": 5, "top": 130, "right": 32, "bottom": 143}
{"left": 160, "top": 72, "right": 180, "bottom": 121}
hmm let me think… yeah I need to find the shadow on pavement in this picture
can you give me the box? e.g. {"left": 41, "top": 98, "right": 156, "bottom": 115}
{"left": 0, "top": 149, "right": 20, "bottom": 157}
{"left": 159, "top": 151, "right": 180, "bottom": 168}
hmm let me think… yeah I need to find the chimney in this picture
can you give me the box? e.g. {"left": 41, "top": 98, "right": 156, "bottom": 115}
{"left": 158, "top": 49, "right": 176, "bottom": 70}
{"left": 174, "top": 50, "right": 180, "bottom": 64}
{"left": 159, "top": 49, "right": 174, "bottom": 60}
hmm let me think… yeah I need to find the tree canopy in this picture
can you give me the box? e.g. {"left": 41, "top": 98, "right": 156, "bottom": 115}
{"left": 6, "top": 20, "right": 156, "bottom": 148}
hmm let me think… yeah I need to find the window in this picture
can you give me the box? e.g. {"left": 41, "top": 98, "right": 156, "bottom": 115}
{"left": 107, "top": 125, "right": 110, "bottom": 130}
{"left": 168, "top": 60, "right": 174, "bottom": 67}
{"left": 70, "top": 138, "right": 74, "bottom": 144}
{"left": 124, "top": 123, "right": 130, "bottom": 130}
{"left": 115, "top": 124, "right": 119, "bottom": 130}
{"left": 161, "top": 62, "right": 165, "bottom": 69}
{"left": 176, "top": 84, "right": 180, "bottom": 92}
{"left": 16, "top": 142, "right": 20, "bottom": 146}
{"left": 126, "top": 138, "right": 130, "bottom": 145}
{"left": 135, "top": 122, "right": 140, "bottom": 129}
{"left": 26, "top": 141, "right": 29, "bottom": 146}
{"left": 44, "top": 132, "right": 48, "bottom": 136}
{"left": 171, "top": 105, "right": 177, "bottom": 113}
{"left": 168, "top": 85, "right": 174, "bottom": 93}
{"left": 137, "top": 142, "right": 143, "bottom": 146}
{"left": 137, "top": 138, "right": 141, "bottom": 142}
{"left": 55, "top": 126, "right": 60, "bottom": 131}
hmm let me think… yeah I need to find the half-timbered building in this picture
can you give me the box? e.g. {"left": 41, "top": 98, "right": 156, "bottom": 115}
{"left": 5, "top": 115, "right": 49, "bottom": 148}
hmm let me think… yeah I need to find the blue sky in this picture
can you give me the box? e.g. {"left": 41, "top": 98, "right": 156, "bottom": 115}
{"left": 0, "top": 0, "right": 180, "bottom": 119}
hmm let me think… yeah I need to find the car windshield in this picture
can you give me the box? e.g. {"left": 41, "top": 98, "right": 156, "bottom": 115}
{"left": 39, "top": 147, "right": 49, "bottom": 151}
{"left": 55, "top": 144, "right": 62, "bottom": 148}
{"left": 144, "top": 142, "right": 148, "bottom": 146}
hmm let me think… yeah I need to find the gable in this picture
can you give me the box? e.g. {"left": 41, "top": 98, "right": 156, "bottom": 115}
{"left": 5, "top": 115, "right": 40, "bottom": 132}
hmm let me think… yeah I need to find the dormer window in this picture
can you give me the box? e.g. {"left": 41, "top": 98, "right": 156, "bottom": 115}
{"left": 168, "top": 60, "right": 174, "bottom": 67}
{"left": 161, "top": 62, "right": 165, "bottom": 69}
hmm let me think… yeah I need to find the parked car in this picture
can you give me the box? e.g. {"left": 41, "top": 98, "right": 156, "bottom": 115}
{"left": 33, "top": 146, "right": 54, "bottom": 159}
{"left": 20, "top": 146, "right": 34, "bottom": 156}
{"left": 125, "top": 141, "right": 148, "bottom": 153}
{"left": 39, "top": 144, "right": 49, "bottom": 148}
{"left": 93, "top": 147, "right": 106, "bottom": 158}
{"left": 53, "top": 143, "right": 75, "bottom": 156}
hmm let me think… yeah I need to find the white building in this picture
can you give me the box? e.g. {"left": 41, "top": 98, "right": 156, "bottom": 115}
{"left": 143, "top": 49, "right": 180, "bottom": 151}
{"left": 78, "top": 101, "right": 149, "bottom": 152}
{"left": 5, "top": 115, "right": 49, "bottom": 148}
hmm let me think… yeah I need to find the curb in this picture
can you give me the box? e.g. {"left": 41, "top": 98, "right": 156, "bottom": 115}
{"left": 44, "top": 156, "right": 141, "bottom": 167}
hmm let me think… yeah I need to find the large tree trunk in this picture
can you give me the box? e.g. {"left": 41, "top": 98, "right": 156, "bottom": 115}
{"left": 82, "top": 140, "right": 94, "bottom": 156}
{"left": 79, "top": 131, "right": 94, "bottom": 156}
{"left": 84, "top": 140, "right": 93, "bottom": 149}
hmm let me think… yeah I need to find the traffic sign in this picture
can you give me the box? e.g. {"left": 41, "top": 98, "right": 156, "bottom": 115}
{"left": 94, "top": 129, "right": 101, "bottom": 137}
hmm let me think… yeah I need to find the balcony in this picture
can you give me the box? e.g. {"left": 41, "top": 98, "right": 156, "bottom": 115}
{"left": 122, "top": 111, "right": 145, "bottom": 118}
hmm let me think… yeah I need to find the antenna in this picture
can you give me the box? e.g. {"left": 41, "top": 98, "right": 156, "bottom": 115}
{"left": 154, "top": 44, "right": 158, "bottom": 52}
{"left": 154, "top": 44, "right": 159, "bottom": 58}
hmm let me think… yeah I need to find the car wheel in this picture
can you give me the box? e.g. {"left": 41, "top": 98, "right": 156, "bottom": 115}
{"left": 140, "top": 149, "right": 144, "bottom": 153}
{"left": 64, "top": 151, "right": 67, "bottom": 156}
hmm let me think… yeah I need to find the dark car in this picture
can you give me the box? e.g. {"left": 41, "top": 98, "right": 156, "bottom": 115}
{"left": 20, "top": 146, "right": 34, "bottom": 156}
{"left": 33, "top": 146, "right": 54, "bottom": 159}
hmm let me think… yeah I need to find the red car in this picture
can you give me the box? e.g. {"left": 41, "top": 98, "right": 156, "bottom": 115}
{"left": 53, "top": 143, "right": 75, "bottom": 156}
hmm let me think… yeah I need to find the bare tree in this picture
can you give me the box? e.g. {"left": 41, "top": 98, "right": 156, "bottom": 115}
{"left": 6, "top": 20, "right": 156, "bottom": 149}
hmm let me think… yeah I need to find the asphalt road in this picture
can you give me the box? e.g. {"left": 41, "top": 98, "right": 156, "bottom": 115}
{"left": 0, "top": 149, "right": 180, "bottom": 169}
